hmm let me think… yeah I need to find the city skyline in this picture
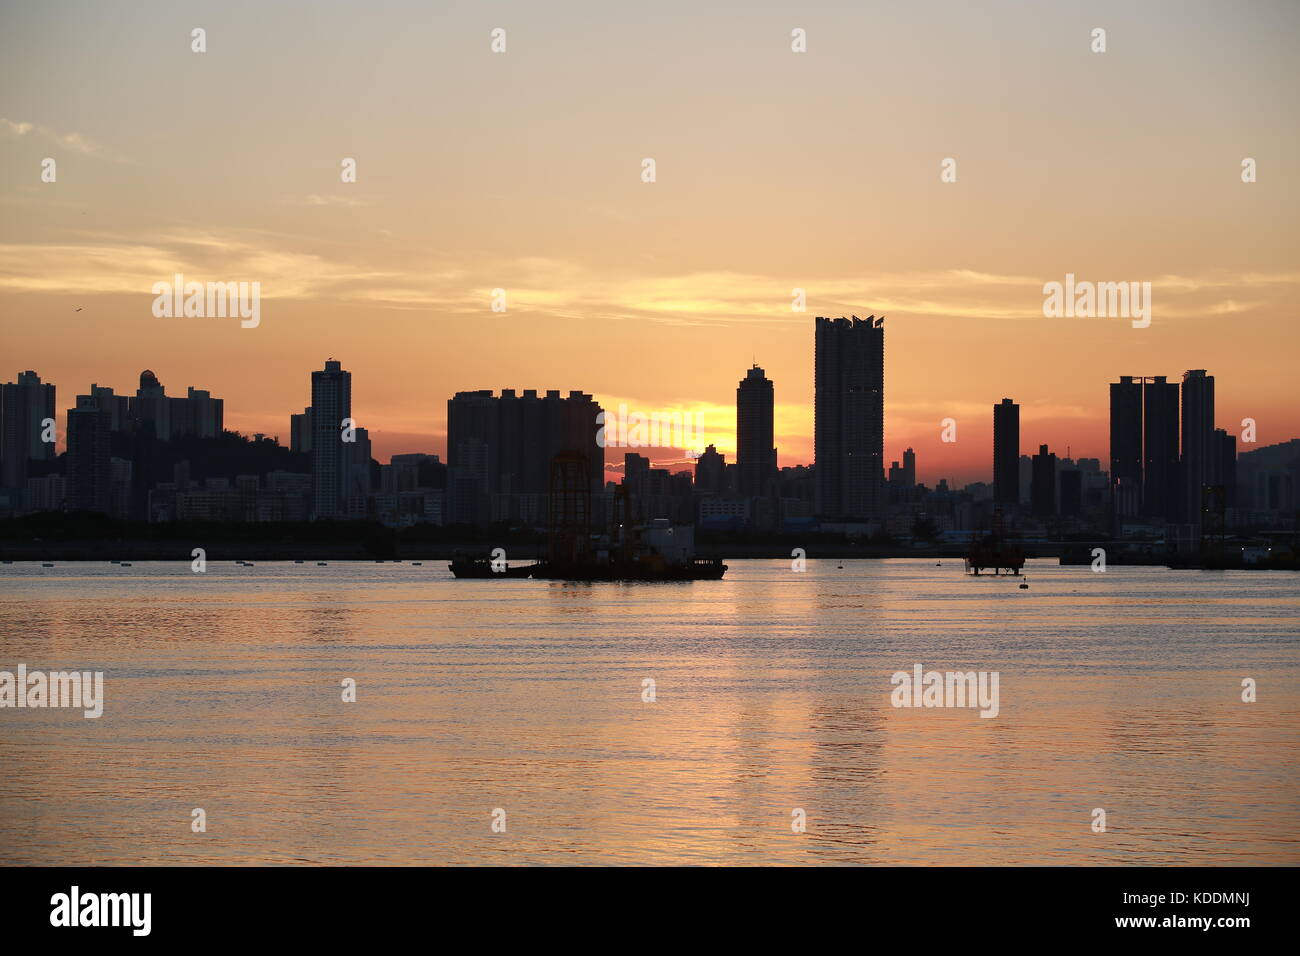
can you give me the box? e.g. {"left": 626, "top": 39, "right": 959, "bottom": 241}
{"left": 2, "top": 343, "right": 1279, "bottom": 496}
{"left": 3, "top": 2, "right": 1298, "bottom": 487}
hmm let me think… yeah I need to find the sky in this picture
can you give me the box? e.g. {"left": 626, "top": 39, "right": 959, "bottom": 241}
{"left": 1, "top": 0, "right": 1297, "bottom": 486}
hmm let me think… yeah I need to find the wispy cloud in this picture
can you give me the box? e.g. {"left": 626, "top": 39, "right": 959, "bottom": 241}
{"left": 277, "top": 194, "right": 374, "bottom": 208}
{"left": 0, "top": 228, "right": 1295, "bottom": 330}
{"left": 0, "top": 117, "right": 132, "bottom": 164}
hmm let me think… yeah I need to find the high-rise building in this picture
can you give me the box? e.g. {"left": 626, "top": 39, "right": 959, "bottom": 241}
{"left": 694, "top": 444, "right": 725, "bottom": 495}
{"left": 446, "top": 388, "right": 603, "bottom": 527}
{"left": 290, "top": 408, "right": 313, "bottom": 454}
{"left": 311, "top": 359, "right": 352, "bottom": 519}
{"left": 1181, "top": 370, "right": 1215, "bottom": 525}
{"left": 88, "top": 384, "right": 129, "bottom": 431}
{"left": 171, "top": 386, "right": 223, "bottom": 439}
{"left": 0, "top": 370, "right": 56, "bottom": 490}
{"left": 901, "top": 447, "right": 916, "bottom": 489}
{"left": 993, "top": 398, "right": 1020, "bottom": 506}
{"left": 1215, "top": 428, "right": 1237, "bottom": 508}
{"left": 736, "top": 365, "right": 775, "bottom": 497}
{"left": 130, "top": 369, "right": 170, "bottom": 439}
{"left": 67, "top": 394, "right": 112, "bottom": 513}
{"left": 1142, "top": 376, "right": 1180, "bottom": 521}
{"left": 1110, "top": 375, "right": 1181, "bottom": 521}
{"left": 1031, "top": 444, "right": 1057, "bottom": 517}
{"left": 1109, "top": 377, "right": 1143, "bottom": 503}
{"left": 814, "top": 316, "right": 884, "bottom": 521}
{"left": 1059, "top": 468, "right": 1082, "bottom": 517}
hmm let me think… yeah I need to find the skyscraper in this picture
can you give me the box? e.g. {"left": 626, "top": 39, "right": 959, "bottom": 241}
{"left": 290, "top": 408, "right": 313, "bottom": 454}
{"left": 694, "top": 444, "right": 725, "bottom": 495}
{"left": 1181, "top": 369, "right": 1215, "bottom": 526}
{"left": 130, "top": 369, "right": 169, "bottom": 439}
{"left": 0, "top": 370, "right": 56, "bottom": 490}
{"left": 1031, "top": 444, "right": 1057, "bottom": 517}
{"left": 1142, "top": 376, "right": 1180, "bottom": 521}
{"left": 67, "top": 394, "right": 111, "bottom": 513}
{"left": 736, "top": 365, "right": 775, "bottom": 497}
{"left": 311, "top": 359, "right": 352, "bottom": 519}
{"left": 446, "top": 388, "right": 603, "bottom": 526}
{"left": 1110, "top": 375, "right": 1181, "bottom": 521}
{"left": 1108, "top": 377, "right": 1143, "bottom": 501}
{"left": 171, "top": 387, "right": 224, "bottom": 439}
{"left": 1216, "top": 428, "right": 1237, "bottom": 508}
{"left": 993, "top": 398, "right": 1020, "bottom": 506}
{"left": 901, "top": 447, "right": 916, "bottom": 489}
{"left": 814, "top": 316, "right": 884, "bottom": 522}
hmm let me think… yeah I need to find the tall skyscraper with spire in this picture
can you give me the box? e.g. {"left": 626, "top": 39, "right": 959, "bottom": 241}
{"left": 736, "top": 365, "right": 775, "bottom": 497}
{"left": 814, "top": 316, "right": 884, "bottom": 522}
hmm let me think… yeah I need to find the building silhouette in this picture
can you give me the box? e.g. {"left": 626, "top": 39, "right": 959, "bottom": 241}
{"left": 67, "top": 394, "right": 111, "bottom": 513}
{"left": 310, "top": 359, "right": 352, "bottom": 519}
{"left": 694, "top": 444, "right": 726, "bottom": 495}
{"left": 814, "top": 316, "right": 884, "bottom": 522}
{"left": 1110, "top": 375, "right": 1180, "bottom": 520}
{"left": 290, "top": 408, "right": 312, "bottom": 454}
{"left": 736, "top": 365, "right": 776, "bottom": 497}
{"left": 901, "top": 447, "right": 916, "bottom": 489}
{"left": 1031, "top": 444, "right": 1057, "bottom": 517}
{"left": 1181, "top": 369, "right": 1215, "bottom": 526}
{"left": 88, "top": 384, "right": 129, "bottom": 430}
{"left": 446, "top": 388, "right": 603, "bottom": 526}
{"left": 1142, "top": 376, "right": 1180, "bottom": 521}
{"left": 1109, "top": 377, "right": 1142, "bottom": 510}
{"left": 0, "top": 370, "right": 56, "bottom": 492}
{"left": 993, "top": 398, "right": 1020, "bottom": 506}
{"left": 1060, "top": 467, "right": 1082, "bottom": 516}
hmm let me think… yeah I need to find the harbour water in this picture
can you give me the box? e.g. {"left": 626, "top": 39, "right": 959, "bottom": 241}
{"left": 1, "top": 559, "right": 1296, "bottom": 865}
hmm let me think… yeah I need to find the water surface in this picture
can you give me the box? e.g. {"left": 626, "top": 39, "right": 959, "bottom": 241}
{"left": 1, "top": 559, "right": 1296, "bottom": 865}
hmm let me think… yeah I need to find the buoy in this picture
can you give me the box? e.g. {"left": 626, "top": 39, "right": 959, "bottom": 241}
{"left": 1019, "top": 580, "right": 1029, "bottom": 589}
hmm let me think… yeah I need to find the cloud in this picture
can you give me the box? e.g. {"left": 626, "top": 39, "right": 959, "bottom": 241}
{"left": 0, "top": 228, "right": 1295, "bottom": 332}
{"left": 0, "top": 117, "right": 132, "bottom": 163}
{"left": 278, "top": 194, "right": 374, "bottom": 208}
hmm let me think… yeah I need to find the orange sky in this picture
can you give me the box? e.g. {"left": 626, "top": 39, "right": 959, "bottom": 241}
{"left": 2, "top": 1, "right": 1297, "bottom": 485}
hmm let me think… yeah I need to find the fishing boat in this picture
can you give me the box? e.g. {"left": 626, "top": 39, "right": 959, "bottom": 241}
{"left": 448, "top": 553, "right": 537, "bottom": 578}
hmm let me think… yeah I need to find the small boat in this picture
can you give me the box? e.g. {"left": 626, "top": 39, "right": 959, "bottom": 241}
{"left": 449, "top": 556, "right": 536, "bottom": 578}
{"left": 42, "top": 562, "right": 54, "bottom": 568}
{"left": 316, "top": 562, "right": 328, "bottom": 567}
{"left": 120, "top": 562, "right": 132, "bottom": 567}
{"left": 411, "top": 562, "right": 423, "bottom": 566}
{"left": 294, "top": 560, "right": 304, "bottom": 564}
